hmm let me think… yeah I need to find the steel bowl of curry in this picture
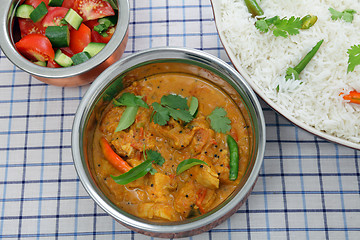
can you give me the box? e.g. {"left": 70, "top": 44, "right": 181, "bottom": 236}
{"left": 72, "top": 47, "right": 266, "bottom": 238}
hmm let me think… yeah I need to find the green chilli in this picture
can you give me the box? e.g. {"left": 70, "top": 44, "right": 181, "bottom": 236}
{"left": 244, "top": 0, "right": 264, "bottom": 17}
{"left": 227, "top": 134, "right": 239, "bottom": 181}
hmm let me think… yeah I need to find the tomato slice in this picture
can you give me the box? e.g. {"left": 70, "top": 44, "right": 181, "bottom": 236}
{"left": 60, "top": 47, "right": 75, "bottom": 57}
{"left": 42, "top": 7, "right": 69, "bottom": 27}
{"left": 24, "top": 0, "right": 49, "bottom": 8}
{"left": 83, "top": 19, "right": 99, "bottom": 29}
{"left": 62, "top": 0, "right": 73, "bottom": 8}
{"left": 69, "top": 23, "right": 91, "bottom": 54}
{"left": 15, "top": 34, "right": 55, "bottom": 62}
{"left": 73, "top": 0, "right": 115, "bottom": 21}
{"left": 18, "top": 18, "right": 46, "bottom": 37}
{"left": 47, "top": 59, "right": 61, "bottom": 68}
{"left": 91, "top": 26, "right": 115, "bottom": 43}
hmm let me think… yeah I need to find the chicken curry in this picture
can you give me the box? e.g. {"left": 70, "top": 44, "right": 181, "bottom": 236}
{"left": 92, "top": 72, "right": 250, "bottom": 221}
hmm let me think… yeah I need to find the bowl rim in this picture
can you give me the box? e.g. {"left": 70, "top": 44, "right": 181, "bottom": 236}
{"left": 210, "top": 0, "right": 360, "bottom": 150}
{"left": 0, "top": 0, "right": 130, "bottom": 79}
{"left": 71, "top": 47, "right": 266, "bottom": 235}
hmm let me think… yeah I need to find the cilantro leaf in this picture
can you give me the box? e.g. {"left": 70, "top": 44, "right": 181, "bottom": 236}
{"left": 208, "top": 107, "right": 231, "bottom": 133}
{"left": 151, "top": 102, "right": 170, "bottom": 126}
{"left": 329, "top": 8, "right": 343, "bottom": 20}
{"left": 113, "top": 92, "right": 149, "bottom": 108}
{"left": 329, "top": 8, "right": 357, "bottom": 23}
{"left": 146, "top": 149, "right": 165, "bottom": 166}
{"left": 161, "top": 94, "right": 189, "bottom": 110}
{"left": 167, "top": 107, "right": 193, "bottom": 123}
{"left": 347, "top": 44, "right": 360, "bottom": 72}
{"left": 151, "top": 94, "right": 194, "bottom": 126}
{"left": 255, "top": 19, "right": 270, "bottom": 32}
{"left": 256, "top": 16, "right": 302, "bottom": 38}
{"left": 272, "top": 16, "right": 302, "bottom": 38}
{"left": 266, "top": 16, "right": 280, "bottom": 25}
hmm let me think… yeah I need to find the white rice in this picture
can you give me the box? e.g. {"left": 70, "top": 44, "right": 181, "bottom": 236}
{"left": 220, "top": 0, "right": 360, "bottom": 143}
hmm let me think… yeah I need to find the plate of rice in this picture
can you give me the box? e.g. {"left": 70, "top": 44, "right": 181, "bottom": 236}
{"left": 212, "top": 0, "right": 360, "bottom": 150}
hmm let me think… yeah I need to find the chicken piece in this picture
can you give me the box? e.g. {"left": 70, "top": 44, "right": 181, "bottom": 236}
{"left": 189, "top": 127, "right": 214, "bottom": 155}
{"left": 148, "top": 173, "right": 177, "bottom": 203}
{"left": 110, "top": 130, "right": 138, "bottom": 158}
{"left": 125, "top": 176, "right": 146, "bottom": 189}
{"left": 201, "top": 189, "right": 217, "bottom": 211}
{"left": 150, "top": 119, "right": 196, "bottom": 149}
{"left": 138, "top": 203, "right": 178, "bottom": 221}
{"left": 99, "top": 107, "right": 124, "bottom": 134}
{"left": 173, "top": 180, "right": 197, "bottom": 216}
{"left": 190, "top": 164, "right": 219, "bottom": 189}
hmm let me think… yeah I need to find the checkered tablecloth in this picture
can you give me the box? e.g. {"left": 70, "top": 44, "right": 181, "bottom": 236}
{"left": 1, "top": 0, "right": 359, "bottom": 239}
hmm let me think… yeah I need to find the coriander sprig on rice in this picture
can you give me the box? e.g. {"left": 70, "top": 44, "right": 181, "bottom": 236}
{"left": 347, "top": 44, "right": 360, "bottom": 73}
{"left": 329, "top": 8, "right": 357, "bottom": 23}
{"left": 255, "top": 15, "right": 317, "bottom": 38}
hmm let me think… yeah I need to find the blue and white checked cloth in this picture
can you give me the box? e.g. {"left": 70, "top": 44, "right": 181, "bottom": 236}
{"left": 1, "top": 1, "right": 359, "bottom": 239}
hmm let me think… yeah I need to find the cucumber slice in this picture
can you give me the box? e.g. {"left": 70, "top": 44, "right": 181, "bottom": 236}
{"left": 98, "top": 15, "right": 118, "bottom": 27}
{"left": 16, "top": 4, "right": 34, "bottom": 18}
{"left": 83, "top": 42, "right": 106, "bottom": 57}
{"left": 45, "top": 25, "right": 70, "bottom": 48}
{"left": 48, "top": 0, "right": 64, "bottom": 7}
{"left": 54, "top": 49, "right": 73, "bottom": 67}
{"left": 34, "top": 60, "right": 46, "bottom": 67}
{"left": 64, "top": 8, "right": 83, "bottom": 30}
{"left": 94, "top": 23, "right": 109, "bottom": 36}
{"left": 71, "top": 52, "right": 92, "bottom": 65}
{"left": 29, "top": 1, "right": 48, "bottom": 23}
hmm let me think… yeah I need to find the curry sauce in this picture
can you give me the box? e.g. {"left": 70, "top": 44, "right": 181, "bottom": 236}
{"left": 92, "top": 73, "right": 250, "bottom": 221}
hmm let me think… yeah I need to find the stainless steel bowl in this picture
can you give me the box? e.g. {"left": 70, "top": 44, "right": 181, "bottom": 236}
{"left": 71, "top": 47, "right": 266, "bottom": 238}
{"left": 0, "top": 0, "right": 129, "bottom": 87}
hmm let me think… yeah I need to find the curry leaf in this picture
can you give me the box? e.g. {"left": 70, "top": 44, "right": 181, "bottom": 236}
{"left": 176, "top": 159, "right": 208, "bottom": 175}
{"left": 189, "top": 96, "right": 199, "bottom": 116}
{"left": 111, "top": 149, "right": 166, "bottom": 184}
{"left": 111, "top": 159, "right": 153, "bottom": 185}
{"left": 115, "top": 106, "right": 139, "bottom": 132}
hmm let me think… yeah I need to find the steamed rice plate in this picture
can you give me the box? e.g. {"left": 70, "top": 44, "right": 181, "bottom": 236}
{"left": 219, "top": 0, "right": 360, "bottom": 143}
